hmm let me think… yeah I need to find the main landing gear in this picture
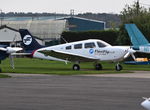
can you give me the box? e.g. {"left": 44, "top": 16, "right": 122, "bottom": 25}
{"left": 72, "top": 64, "right": 80, "bottom": 70}
{"left": 72, "top": 63, "right": 103, "bottom": 71}
{"left": 94, "top": 63, "right": 102, "bottom": 70}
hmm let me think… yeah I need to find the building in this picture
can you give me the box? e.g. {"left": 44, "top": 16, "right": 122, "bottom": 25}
{"left": 0, "top": 16, "right": 105, "bottom": 46}
{"left": 1, "top": 19, "right": 67, "bottom": 46}
{"left": 60, "top": 16, "right": 105, "bottom": 31}
{"left": 0, "top": 25, "right": 43, "bottom": 46}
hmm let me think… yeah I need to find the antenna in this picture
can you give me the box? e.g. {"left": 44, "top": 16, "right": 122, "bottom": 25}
{"left": 61, "top": 36, "right": 68, "bottom": 43}
{"left": 70, "top": 9, "right": 75, "bottom": 17}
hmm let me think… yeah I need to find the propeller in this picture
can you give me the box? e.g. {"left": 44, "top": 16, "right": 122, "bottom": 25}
{"left": 124, "top": 47, "right": 136, "bottom": 60}
{"left": 128, "top": 48, "right": 136, "bottom": 60}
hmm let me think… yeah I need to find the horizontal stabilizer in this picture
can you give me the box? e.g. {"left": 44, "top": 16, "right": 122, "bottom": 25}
{"left": 11, "top": 53, "right": 31, "bottom": 56}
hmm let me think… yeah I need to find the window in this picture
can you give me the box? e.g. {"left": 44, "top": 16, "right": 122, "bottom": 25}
{"left": 74, "top": 44, "right": 82, "bottom": 49}
{"left": 85, "top": 42, "right": 96, "bottom": 48}
{"left": 66, "top": 46, "right": 71, "bottom": 50}
{"left": 97, "top": 42, "right": 107, "bottom": 48}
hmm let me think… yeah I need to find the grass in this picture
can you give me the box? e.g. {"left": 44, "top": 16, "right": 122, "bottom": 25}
{"left": 1, "top": 58, "right": 150, "bottom": 75}
{"left": 0, "top": 74, "right": 11, "bottom": 78}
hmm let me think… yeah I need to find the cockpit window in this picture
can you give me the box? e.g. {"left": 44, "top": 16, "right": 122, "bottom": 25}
{"left": 74, "top": 44, "right": 82, "bottom": 49}
{"left": 66, "top": 45, "right": 71, "bottom": 50}
{"left": 85, "top": 42, "right": 96, "bottom": 48}
{"left": 97, "top": 41, "right": 107, "bottom": 48}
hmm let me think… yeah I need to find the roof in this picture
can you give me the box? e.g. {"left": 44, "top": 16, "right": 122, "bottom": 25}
{"left": 0, "top": 25, "right": 43, "bottom": 41}
{"left": 0, "top": 25, "right": 18, "bottom": 32}
{"left": 2, "top": 19, "right": 67, "bottom": 39}
{"left": 58, "top": 16, "right": 105, "bottom": 24}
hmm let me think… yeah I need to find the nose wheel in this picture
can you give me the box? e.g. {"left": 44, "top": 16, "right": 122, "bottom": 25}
{"left": 115, "top": 64, "right": 123, "bottom": 71}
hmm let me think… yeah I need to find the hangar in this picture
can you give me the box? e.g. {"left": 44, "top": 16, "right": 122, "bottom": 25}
{"left": 0, "top": 19, "right": 66, "bottom": 46}
{"left": 0, "top": 16, "right": 105, "bottom": 46}
{"left": 0, "top": 25, "right": 44, "bottom": 46}
{"left": 60, "top": 16, "right": 105, "bottom": 31}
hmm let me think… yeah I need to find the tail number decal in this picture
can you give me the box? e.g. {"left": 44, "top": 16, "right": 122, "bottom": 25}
{"left": 23, "top": 35, "right": 32, "bottom": 45}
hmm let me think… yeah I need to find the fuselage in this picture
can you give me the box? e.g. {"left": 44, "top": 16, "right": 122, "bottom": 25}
{"left": 132, "top": 45, "right": 150, "bottom": 53}
{"left": 32, "top": 39, "right": 130, "bottom": 62}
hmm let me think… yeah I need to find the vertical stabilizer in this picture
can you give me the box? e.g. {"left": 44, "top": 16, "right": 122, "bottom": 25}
{"left": 125, "top": 24, "right": 149, "bottom": 46}
{"left": 19, "top": 29, "right": 43, "bottom": 53}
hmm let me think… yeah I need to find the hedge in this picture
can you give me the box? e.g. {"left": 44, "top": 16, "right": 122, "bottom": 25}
{"left": 61, "top": 30, "right": 119, "bottom": 45}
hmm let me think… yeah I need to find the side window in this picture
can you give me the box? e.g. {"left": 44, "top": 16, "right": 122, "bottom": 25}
{"left": 97, "top": 42, "right": 106, "bottom": 48}
{"left": 74, "top": 44, "right": 82, "bottom": 49}
{"left": 66, "top": 46, "right": 71, "bottom": 50}
{"left": 85, "top": 42, "right": 96, "bottom": 48}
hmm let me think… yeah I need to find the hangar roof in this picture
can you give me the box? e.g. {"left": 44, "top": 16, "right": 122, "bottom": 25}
{"left": 58, "top": 16, "right": 105, "bottom": 23}
{"left": 0, "top": 25, "right": 43, "bottom": 42}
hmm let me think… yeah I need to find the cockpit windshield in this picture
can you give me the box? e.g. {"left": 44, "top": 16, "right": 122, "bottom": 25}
{"left": 97, "top": 41, "right": 110, "bottom": 48}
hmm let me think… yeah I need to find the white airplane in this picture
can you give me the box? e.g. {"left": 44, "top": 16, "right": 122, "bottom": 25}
{"left": 141, "top": 97, "right": 150, "bottom": 110}
{"left": 19, "top": 29, "right": 135, "bottom": 71}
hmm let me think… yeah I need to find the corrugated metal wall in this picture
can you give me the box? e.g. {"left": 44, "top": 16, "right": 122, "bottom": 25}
{"left": 2, "top": 19, "right": 67, "bottom": 40}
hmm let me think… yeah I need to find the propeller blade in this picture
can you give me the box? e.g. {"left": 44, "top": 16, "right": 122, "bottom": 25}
{"left": 128, "top": 48, "right": 136, "bottom": 53}
{"left": 131, "top": 53, "right": 136, "bottom": 61}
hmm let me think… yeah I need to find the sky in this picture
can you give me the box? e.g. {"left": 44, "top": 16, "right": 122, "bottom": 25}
{"left": 0, "top": 0, "right": 150, "bottom": 14}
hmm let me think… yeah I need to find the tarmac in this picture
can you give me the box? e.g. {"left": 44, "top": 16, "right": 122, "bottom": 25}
{"left": 0, "top": 71, "right": 149, "bottom": 110}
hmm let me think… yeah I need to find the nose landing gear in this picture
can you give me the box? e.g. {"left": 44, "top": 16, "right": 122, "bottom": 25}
{"left": 115, "top": 63, "right": 123, "bottom": 71}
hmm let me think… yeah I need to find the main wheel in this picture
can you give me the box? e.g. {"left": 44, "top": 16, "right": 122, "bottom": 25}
{"left": 73, "top": 64, "right": 80, "bottom": 70}
{"left": 115, "top": 64, "right": 123, "bottom": 71}
{"left": 95, "top": 63, "right": 102, "bottom": 70}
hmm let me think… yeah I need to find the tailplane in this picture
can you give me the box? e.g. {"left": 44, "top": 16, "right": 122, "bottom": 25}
{"left": 125, "top": 24, "right": 149, "bottom": 46}
{"left": 19, "top": 29, "right": 44, "bottom": 53}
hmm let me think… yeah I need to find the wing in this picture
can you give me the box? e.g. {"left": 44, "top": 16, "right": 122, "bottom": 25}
{"left": 38, "top": 50, "right": 99, "bottom": 62}
{"left": 0, "top": 47, "right": 7, "bottom": 51}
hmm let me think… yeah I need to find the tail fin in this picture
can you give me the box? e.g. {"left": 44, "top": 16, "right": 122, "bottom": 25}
{"left": 125, "top": 24, "right": 149, "bottom": 46}
{"left": 19, "top": 29, "right": 44, "bottom": 53}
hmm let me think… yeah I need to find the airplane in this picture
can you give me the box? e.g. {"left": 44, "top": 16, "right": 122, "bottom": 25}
{"left": 125, "top": 24, "right": 150, "bottom": 53}
{"left": 19, "top": 29, "right": 135, "bottom": 71}
{"left": 0, "top": 45, "right": 22, "bottom": 71}
{"left": 141, "top": 97, "right": 150, "bottom": 110}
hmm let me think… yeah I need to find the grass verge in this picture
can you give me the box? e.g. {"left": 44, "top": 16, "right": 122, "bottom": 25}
{"left": 1, "top": 58, "right": 150, "bottom": 75}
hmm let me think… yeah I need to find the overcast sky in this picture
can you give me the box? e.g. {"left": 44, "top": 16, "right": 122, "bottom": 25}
{"left": 0, "top": 0, "right": 149, "bottom": 14}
